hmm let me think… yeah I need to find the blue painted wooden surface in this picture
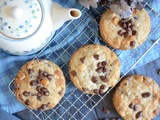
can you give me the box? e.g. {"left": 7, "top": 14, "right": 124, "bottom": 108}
{"left": 3, "top": 0, "right": 160, "bottom": 120}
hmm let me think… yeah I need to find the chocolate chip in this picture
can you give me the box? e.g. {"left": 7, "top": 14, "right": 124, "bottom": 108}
{"left": 132, "top": 30, "right": 137, "bottom": 35}
{"left": 43, "top": 71, "right": 48, "bottom": 76}
{"left": 130, "top": 41, "right": 136, "bottom": 47}
{"left": 39, "top": 69, "right": 44, "bottom": 78}
{"left": 130, "top": 25, "right": 135, "bottom": 30}
{"left": 36, "top": 86, "right": 41, "bottom": 92}
{"left": 96, "top": 67, "right": 103, "bottom": 73}
{"left": 82, "top": 87, "right": 88, "bottom": 92}
{"left": 123, "top": 32, "right": 129, "bottom": 38}
{"left": 44, "top": 91, "right": 50, "bottom": 96}
{"left": 101, "top": 61, "right": 107, "bottom": 66}
{"left": 100, "top": 84, "right": 106, "bottom": 90}
{"left": 71, "top": 70, "right": 77, "bottom": 76}
{"left": 28, "top": 69, "right": 34, "bottom": 74}
{"left": 93, "top": 54, "right": 99, "bottom": 60}
{"left": 37, "top": 93, "right": 42, "bottom": 97}
{"left": 103, "top": 106, "right": 110, "bottom": 114}
{"left": 127, "top": 22, "right": 132, "bottom": 27}
{"left": 129, "top": 103, "right": 138, "bottom": 111}
{"left": 80, "top": 57, "right": 85, "bottom": 63}
{"left": 37, "top": 96, "right": 42, "bottom": 101}
{"left": 136, "top": 2, "right": 144, "bottom": 10}
{"left": 97, "top": 62, "right": 101, "bottom": 67}
{"left": 118, "top": 30, "right": 123, "bottom": 36}
{"left": 100, "top": 76, "right": 108, "bottom": 82}
{"left": 23, "top": 91, "right": 30, "bottom": 97}
{"left": 37, "top": 107, "right": 43, "bottom": 111}
{"left": 47, "top": 74, "right": 53, "bottom": 80}
{"left": 40, "top": 87, "right": 47, "bottom": 92}
{"left": 121, "top": 23, "right": 127, "bottom": 29}
{"left": 136, "top": 111, "right": 143, "bottom": 118}
{"left": 141, "top": 92, "right": 151, "bottom": 98}
{"left": 36, "top": 77, "right": 41, "bottom": 83}
{"left": 25, "top": 99, "right": 30, "bottom": 105}
{"left": 103, "top": 67, "right": 107, "bottom": 73}
{"left": 41, "top": 104, "right": 47, "bottom": 109}
{"left": 99, "top": 89, "right": 104, "bottom": 94}
{"left": 91, "top": 76, "right": 98, "bottom": 84}
{"left": 30, "top": 80, "right": 37, "bottom": 86}
{"left": 93, "top": 89, "right": 99, "bottom": 94}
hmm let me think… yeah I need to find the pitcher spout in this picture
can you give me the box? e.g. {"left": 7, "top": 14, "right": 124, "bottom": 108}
{"left": 51, "top": 2, "right": 81, "bottom": 31}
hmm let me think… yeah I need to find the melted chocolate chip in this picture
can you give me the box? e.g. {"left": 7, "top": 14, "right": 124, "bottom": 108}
{"left": 93, "top": 89, "right": 99, "bottom": 94}
{"left": 141, "top": 92, "right": 151, "bottom": 98}
{"left": 91, "top": 76, "right": 98, "bottom": 84}
{"left": 136, "top": 111, "right": 143, "bottom": 118}
{"left": 40, "top": 87, "right": 48, "bottom": 92}
{"left": 41, "top": 104, "right": 47, "bottom": 109}
{"left": 23, "top": 91, "right": 30, "bottom": 97}
{"left": 100, "top": 84, "right": 106, "bottom": 90}
{"left": 93, "top": 54, "right": 99, "bottom": 60}
{"left": 37, "top": 96, "right": 42, "bottom": 101}
{"left": 36, "top": 86, "right": 41, "bottom": 92}
{"left": 30, "top": 80, "right": 37, "bottom": 86}
{"left": 103, "top": 106, "right": 110, "bottom": 114}
{"left": 37, "top": 93, "right": 42, "bottom": 97}
{"left": 130, "top": 41, "right": 136, "bottom": 47}
{"left": 47, "top": 74, "right": 53, "bottom": 80}
{"left": 25, "top": 99, "right": 30, "bottom": 105}
{"left": 36, "top": 77, "right": 41, "bottom": 83}
{"left": 80, "top": 57, "right": 85, "bottom": 63}
{"left": 71, "top": 70, "right": 77, "bottom": 76}
{"left": 129, "top": 103, "right": 138, "bottom": 111}
{"left": 118, "top": 30, "right": 123, "bottom": 36}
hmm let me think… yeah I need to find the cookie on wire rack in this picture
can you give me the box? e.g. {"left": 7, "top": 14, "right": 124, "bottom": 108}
{"left": 113, "top": 74, "right": 160, "bottom": 120}
{"left": 14, "top": 59, "right": 66, "bottom": 111}
{"left": 69, "top": 44, "right": 120, "bottom": 95}
{"left": 99, "top": 8, "right": 151, "bottom": 50}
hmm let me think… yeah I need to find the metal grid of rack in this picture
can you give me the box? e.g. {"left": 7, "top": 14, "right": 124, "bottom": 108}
{"left": 9, "top": 0, "right": 160, "bottom": 120}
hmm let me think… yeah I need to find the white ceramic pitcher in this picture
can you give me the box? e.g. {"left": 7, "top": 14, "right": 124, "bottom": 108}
{"left": 0, "top": 0, "right": 81, "bottom": 55}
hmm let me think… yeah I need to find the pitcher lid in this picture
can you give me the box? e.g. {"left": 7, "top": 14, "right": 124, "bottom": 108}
{"left": 0, "top": 0, "right": 42, "bottom": 39}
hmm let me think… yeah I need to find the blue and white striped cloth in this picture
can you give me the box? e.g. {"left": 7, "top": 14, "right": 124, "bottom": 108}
{"left": 0, "top": 0, "right": 160, "bottom": 114}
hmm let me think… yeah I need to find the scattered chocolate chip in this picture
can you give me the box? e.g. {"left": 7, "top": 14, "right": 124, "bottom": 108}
{"left": 47, "top": 74, "right": 53, "bottom": 80}
{"left": 130, "top": 41, "right": 136, "bottom": 47}
{"left": 36, "top": 77, "right": 41, "bottom": 83}
{"left": 129, "top": 103, "right": 138, "bottom": 111}
{"left": 23, "top": 91, "right": 30, "bottom": 97}
{"left": 103, "top": 67, "right": 107, "bottom": 73}
{"left": 130, "top": 25, "right": 135, "bottom": 30}
{"left": 37, "top": 93, "right": 42, "bottom": 97}
{"left": 25, "top": 99, "right": 30, "bottom": 105}
{"left": 96, "top": 67, "right": 103, "bottom": 73}
{"left": 82, "top": 87, "right": 88, "bottom": 92}
{"left": 141, "top": 92, "right": 151, "bottom": 98}
{"left": 93, "top": 54, "right": 99, "bottom": 60}
{"left": 39, "top": 69, "right": 44, "bottom": 78}
{"left": 44, "top": 91, "right": 50, "bottom": 96}
{"left": 103, "top": 106, "right": 110, "bottom": 114}
{"left": 136, "top": 111, "right": 143, "bottom": 118}
{"left": 101, "top": 61, "right": 107, "bottom": 66}
{"left": 30, "top": 80, "right": 37, "bottom": 86}
{"left": 93, "top": 89, "right": 99, "bottom": 94}
{"left": 91, "top": 76, "right": 98, "bottom": 84}
{"left": 100, "top": 84, "right": 106, "bottom": 90}
{"left": 41, "top": 87, "right": 48, "bottom": 92}
{"left": 80, "top": 57, "right": 85, "bottom": 63}
{"left": 121, "top": 23, "right": 127, "bottom": 29}
{"left": 71, "top": 70, "right": 77, "bottom": 76}
{"left": 132, "top": 30, "right": 137, "bottom": 35}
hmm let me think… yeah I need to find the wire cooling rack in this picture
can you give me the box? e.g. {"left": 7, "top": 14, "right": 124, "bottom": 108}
{"left": 9, "top": 1, "right": 160, "bottom": 120}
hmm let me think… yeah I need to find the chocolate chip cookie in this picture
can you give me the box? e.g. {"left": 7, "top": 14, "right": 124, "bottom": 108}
{"left": 113, "top": 75, "right": 160, "bottom": 120}
{"left": 69, "top": 44, "right": 120, "bottom": 95}
{"left": 14, "top": 59, "right": 66, "bottom": 111}
{"left": 100, "top": 9, "right": 151, "bottom": 50}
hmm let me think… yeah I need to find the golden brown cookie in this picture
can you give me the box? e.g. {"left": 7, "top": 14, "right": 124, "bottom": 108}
{"left": 113, "top": 74, "right": 160, "bottom": 120}
{"left": 100, "top": 9, "right": 151, "bottom": 50}
{"left": 69, "top": 44, "right": 120, "bottom": 95}
{"left": 14, "top": 59, "right": 66, "bottom": 111}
